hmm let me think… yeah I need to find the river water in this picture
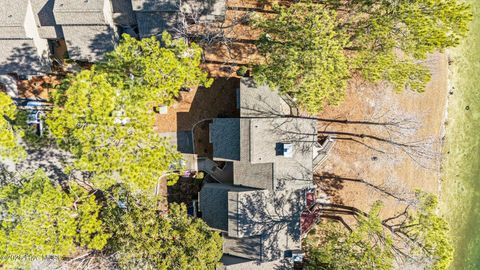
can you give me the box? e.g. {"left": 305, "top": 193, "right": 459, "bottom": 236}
{"left": 441, "top": 1, "right": 480, "bottom": 268}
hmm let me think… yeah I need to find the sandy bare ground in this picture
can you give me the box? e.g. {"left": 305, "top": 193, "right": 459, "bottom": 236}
{"left": 316, "top": 52, "right": 448, "bottom": 218}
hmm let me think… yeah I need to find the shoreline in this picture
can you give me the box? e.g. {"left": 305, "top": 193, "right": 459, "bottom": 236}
{"left": 438, "top": 52, "right": 453, "bottom": 202}
{"left": 439, "top": 4, "right": 480, "bottom": 266}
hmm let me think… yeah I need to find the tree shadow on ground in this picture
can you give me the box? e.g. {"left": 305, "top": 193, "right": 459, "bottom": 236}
{"left": 314, "top": 172, "right": 347, "bottom": 204}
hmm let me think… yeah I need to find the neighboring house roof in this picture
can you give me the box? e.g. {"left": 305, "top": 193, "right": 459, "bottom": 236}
{"left": 132, "top": 0, "right": 226, "bottom": 15}
{"left": 31, "top": 0, "right": 64, "bottom": 39}
{"left": 181, "top": 0, "right": 226, "bottom": 21}
{"left": 0, "top": 40, "right": 49, "bottom": 75}
{"left": 136, "top": 11, "right": 177, "bottom": 38}
{"left": 0, "top": 1, "right": 29, "bottom": 26}
{"left": 0, "top": 1, "right": 50, "bottom": 75}
{"left": 132, "top": 0, "right": 179, "bottom": 12}
{"left": 133, "top": 0, "right": 226, "bottom": 38}
{"left": 53, "top": 0, "right": 109, "bottom": 25}
{"left": 54, "top": 0, "right": 105, "bottom": 12}
{"left": 62, "top": 25, "right": 116, "bottom": 61}
{"left": 111, "top": 0, "right": 137, "bottom": 25}
{"left": 0, "top": 1, "right": 30, "bottom": 38}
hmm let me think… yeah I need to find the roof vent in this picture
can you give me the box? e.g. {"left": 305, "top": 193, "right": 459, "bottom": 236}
{"left": 277, "top": 143, "right": 293, "bottom": 157}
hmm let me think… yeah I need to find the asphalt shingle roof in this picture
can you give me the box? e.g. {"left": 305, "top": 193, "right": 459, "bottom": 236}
{"left": 53, "top": 0, "right": 108, "bottom": 25}
{"left": 131, "top": 0, "right": 179, "bottom": 11}
{"left": 0, "top": 1, "right": 29, "bottom": 26}
{"left": 199, "top": 79, "right": 318, "bottom": 266}
{"left": 211, "top": 118, "right": 241, "bottom": 161}
{"left": 0, "top": 40, "right": 49, "bottom": 75}
{"left": 54, "top": 0, "right": 105, "bottom": 12}
{"left": 199, "top": 183, "right": 254, "bottom": 232}
{"left": 136, "top": 11, "right": 177, "bottom": 38}
{"left": 63, "top": 25, "right": 116, "bottom": 61}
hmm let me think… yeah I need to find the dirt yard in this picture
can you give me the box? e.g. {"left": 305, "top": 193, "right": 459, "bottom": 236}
{"left": 17, "top": 75, "right": 62, "bottom": 100}
{"left": 201, "top": 0, "right": 271, "bottom": 77}
{"left": 154, "top": 78, "right": 240, "bottom": 133}
{"left": 316, "top": 52, "right": 449, "bottom": 218}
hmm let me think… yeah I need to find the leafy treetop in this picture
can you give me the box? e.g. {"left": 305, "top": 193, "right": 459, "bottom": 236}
{"left": 304, "top": 202, "right": 394, "bottom": 270}
{"left": 98, "top": 32, "right": 212, "bottom": 106}
{"left": 253, "top": 3, "right": 350, "bottom": 113}
{"left": 0, "top": 170, "right": 109, "bottom": 266}
{"left": 253, "top": 0, "right": 472, "bottom": 112}
{"left": 305, "top": 192, "right": 453, "bottom": 270}
{"left": 47, "top": 33, "right": 212, "bottom": 192}
{"left": 0, "top": 92, "right": 25, "bottom": 161}
{"left": 103, "top": 189, "right": 223, "bottom": 270}
{"left": 392, "top": 191, "right": 454, "bottom": 270}
{"left": 47, "top": 69, "right": 181, "bottom": 192}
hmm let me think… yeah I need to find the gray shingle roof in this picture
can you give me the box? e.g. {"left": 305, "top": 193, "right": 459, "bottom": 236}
{"left": 53, "top": 0, "right": 109, "bottom": 25}
{"left": 199, "top": 80, "right": 318, "bottom": 265}
{"left": 239, "top": 78, "right": 292, "bottom": 117}
{"left": 210, "top": 117, "right": 316, "bottom": 190}
{"left": 226, "top": 188, "right": 306, "bottom": 261}
{"left": 223, "top": 235, "right": 262, "bottom": 260}
{"left": 136, "top": 11, "right": 178, "bottom": 38}
{"left": 0, "top": 1, "right": 29, "bottom": 26}
{"left": 131, "top": 0, "right": 179, "bottom": 11}
{"left": 199, "top": 183, "right": 255, "bottom": 232}
{"left": 199, "top": 183, "right": 229, "bottom": 231}
{"left": 63, "top": 25, "right": 116, "bottom": 61}
{"left": 0, "top": 1, "right": 29, "bottom": 39}
{"left": 211, "top": 118, "right": 241, "bottom": 161}
{"left": 111, "top": 0, "right": 137, "bottom": 25}
{"left": 54, "top": 0, "right": 105, "bottom": 12}
{"left": 232, "top": 162, "right": 273, "bottom": 190}
{"left": 0, "top": 40, "right": 49, "bottom": 75}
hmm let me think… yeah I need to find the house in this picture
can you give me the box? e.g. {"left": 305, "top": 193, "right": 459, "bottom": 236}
{"left": 0, "top": 0, "right": 227, "bottom": 76}
{"left": 52, "top": 0, "right": 117, "bottom": 62}
{"left": 132, "top": 0, "right": 226, "bottom": 38}
{"left": 0, "top": 1, "right": 50, "bottom": 75}
{"left": 0, "top": 0, "right": 116, "bottom": 75}
{"left": 196, "top": 78, "right": 322, "bottom": 269}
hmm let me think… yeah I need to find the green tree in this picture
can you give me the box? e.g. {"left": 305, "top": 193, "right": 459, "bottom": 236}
{"left": 252, "top": 3, "right": 350, "bottom": 113}
{"left": 346, "top": 0, "right": 472, "bottom": 92}
{"left": 306, "top": 192, "right": 453, "bottom": 270}
{"left": 304, "top": 202, "right": 394, "bottom": 270}
{"left": 0, "top": 92, "right": 25, "bottom": 161}
{"left": 0, "top": 170, "right": 109, "bottom": 266}
{"left": 98, "top": 33, "right": 213, "bottom": 106}
{"left": 345, "top": 0, "right": 472, "bottom": 59}
{"left": 48, "top": 70, "right": 181, "bottom": 192}
{"left": 384, "top": 191, "right": 454, "bottom": 270}
{"left": 253, "top": 0, "right": 472, "bottom": 111}
{"left": 104, "top": 190, "right": 223, "bottom": 270}
{"left": 47, "top": 33, "right": 212, "bottom": 192}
